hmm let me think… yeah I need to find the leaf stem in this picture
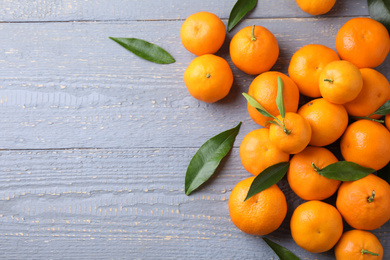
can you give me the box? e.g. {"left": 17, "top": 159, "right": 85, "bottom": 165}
{"left": 367, "top": 190, "right": 375, "bottom": 203}
{"left": 361, "top": 249, "right": 379, "bottom": 256}
{"left": 324, "top": 78, "right": 334, "bottom": 84}
{"left": 251, "top": 25, "right": 256, "bottom": 41}
{"left": 311, "top": 162, "right": 321, "bottom": 172}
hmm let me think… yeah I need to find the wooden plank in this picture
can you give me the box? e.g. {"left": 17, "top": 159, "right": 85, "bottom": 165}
{"left": 0, "top": 148, "right": 388, "bottom": 259}
{"left": 1, "top": 18, "right": 388, "bottom": 149}
{"left": 0, "top": 0, "right": 369, "bottom": 22}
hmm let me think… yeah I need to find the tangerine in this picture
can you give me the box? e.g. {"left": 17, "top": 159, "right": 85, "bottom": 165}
{"left": 335, "top": 229, "right": 383, "bottom": 260}
{"left": 287, "top": 146, "right": 341, "bottom": 201}
{"left": 319, "top": 60, "right": 363, "bottom": 104}
{"left": 184, "top": 54, "right": 233, "bottom": 103}
{"left": 229, "top": 177, "right": 287, "bottom": 236}
{"left": 290, "top": 200, "right": 343, "bottom": 253}
{"left": 230, "top": 25, "right": 279, "bottom": 75}
{"left": 180, "top": 11, "right": 226, "bottom": 56}
{"left": 336, "top": 17, "right": 390, "bottom": 68}
{"left": 336, "top": 174, "right": 390, "bottom": 230}
{"left": 340, "top": 119, "right": 390, "bottom": 171}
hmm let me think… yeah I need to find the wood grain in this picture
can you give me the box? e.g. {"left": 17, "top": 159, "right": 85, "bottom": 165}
{"left": 0, "top": 0, "right": 369, "bottom": 22}
{"left": 0, "top": 148, "right": 388, "bottom": 259}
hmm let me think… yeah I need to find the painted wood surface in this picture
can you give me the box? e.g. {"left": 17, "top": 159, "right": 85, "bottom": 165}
{"left": 0, "top": 0, "right": 389, "bottom": 259}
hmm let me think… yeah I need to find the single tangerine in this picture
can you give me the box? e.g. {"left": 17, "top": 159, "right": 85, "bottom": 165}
{"left": 230, "top": 25, "right": 279, "bottom": 75}
{"left": 229, "top": 177, "right": 287, "bottom": 236}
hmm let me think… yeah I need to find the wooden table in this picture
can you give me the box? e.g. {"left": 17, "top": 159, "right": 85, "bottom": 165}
{"left": 0, "top": 0, "right": 389, "bottom": 259}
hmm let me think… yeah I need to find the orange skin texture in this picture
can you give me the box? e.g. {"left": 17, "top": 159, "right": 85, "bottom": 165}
{"left": 340, "top": 119, "right": 390, "bottom": 171}
{"left": 295, "top": 0, "right": 336, "bottom": 15}
{"left": 247, "top": 71, "right": 300, "bottom": 127}
{"left": 269, "top": 112, "right": 312, "bottom": 154}
{"left": 230, "top": 25, "right": 279, "bottom": 75}
{"left": 386, "top": 114, "right": 390, "bottom": 131}
{"left": 290, "top": 200, "right": 343, "bottom": 253}
{"left": 298, "top": 98, "right": 348, "bottom": 146}
{"left": 319, "top": 60, "right": 363, "bottom": 104}
{"left": 344, "top": 68, "right": 390, "bottom": 118}
{"left": 180, "top": 11, "right": 226, "bottom": 56}
{"left": 288, "top": 44, "right": 340, "bottom": 97}
{"left": 287, "top": 146, "right": 341, "bottom": 201}
{"left": 335, "top": 230, "right": 383, "bottom": 260}
{"left": 240, "top": 128, "right": 289, "bottom": 176}
{"left": 336, "top": 174, "right": 390, "bottom": 231}
{"left": 229, "top": 178, "right": 287, "bottom": 236}
{"left": 184, "top": 54, "right": 233, "bottom": 103}
{"left": 336, "top": 17, "right": 390, "bottom": 68}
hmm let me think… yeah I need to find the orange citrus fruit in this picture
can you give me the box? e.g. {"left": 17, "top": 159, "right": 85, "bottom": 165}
{"left": 287, "top": 146, "right": 341, "bottom": 201}
{"left": 288, "top": 44, "right": 340, "bottom": 97}
{"left": 335, "top": 230, "right": 384, "bottom": 260}
{"left": 184, "top": 54, "right": 233, "bottom": 103}
{"left": 229, "top": 177, "right": 287, "bottom": 236}
{"left": 319, "top": 60, "right": 363, "bottom": 104}
{"left": 386, "top": 114, "right": 390, "bottom": 131}
{"left": 340, "top": 119, "right": 390, "bottom": 171}
{"left": 344, "top": 68, "right": 390, "bottom": 118}
{"left": 180, "top": 11, "right": 226, "bottom": 56}
{"left": 247, "top": 71, "right": 300, "bottom": 127}
{"left": 269, "top": 112, "right": 312, "bottom": 154}
{"left": 298, "top": 98, "right": 348, "bottom": 146}
{"left": 295, "top": 0, "right": 337, "bottom": 15}
{"left": 240, "top": 128, "right": 289, "bottom": 176}
{"left": 336, "top": 174, "right": 390, "bottom": 230}
{"left": 290, "top": 200, "right": 343, "bottom": 253}
{"left": 230, "top": 25, "right": 279, "bottom": 75}
{"left": 336, "top": 17, "right": 390, "bottom": 68}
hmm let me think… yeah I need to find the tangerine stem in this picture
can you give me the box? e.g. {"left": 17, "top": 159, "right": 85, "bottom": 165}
{"left": 206, "top": 73, "right": 211, "bottom": 78}
{"left": 361, "top": 249, "right": 379, "bottom": 256}
{"left": 283, "top": 128, "right": 291, "bottom": 135}
{"left": 367, "top": 190, "right": 375, "bottom": 203}
{"left": 251, "top": 25, "right": 256, "bottom": 41}
{"left": 311, "top": 162, "right": 321, "bottom": 172}
{"left": 324, "top": 78, "right": 334, "bottom": 84}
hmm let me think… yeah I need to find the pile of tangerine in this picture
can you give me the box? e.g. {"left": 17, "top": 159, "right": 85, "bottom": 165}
{"left": 180, "top": 7, "right": 390, "bottom": 260}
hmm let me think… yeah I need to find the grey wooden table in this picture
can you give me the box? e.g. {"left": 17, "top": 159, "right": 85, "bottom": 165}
{"left": 0, "top": 0, "right": 389, "bottom": 259}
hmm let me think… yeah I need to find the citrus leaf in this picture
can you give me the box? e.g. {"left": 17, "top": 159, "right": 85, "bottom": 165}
{"left": 227, "top": 0, "right": 258, "bottom": 32}
{"left": 368, "top": 0, "right": 390, "bottom": 33}
{"left": 109, "top": 37, "right": 175, "bottom": 64}
{"left": 263, "top": 238, "right": 301, "bottom": 260}
{"left": 245, "top": 162, "right": 290, "bottom": 201}
{"left": 316, "top": 161, "right": 374, "bottom": 181}
{"left": 242, "top": 93, "right": 275, "bottom": 119}
{"left": 185, "top": 122, "right": 242, "bottom": 195}
{"left": 372, "top": 100, "right": 390, "bottom": 116}
{"left": 276, "top": 76, "right": 285, "bottom": 119}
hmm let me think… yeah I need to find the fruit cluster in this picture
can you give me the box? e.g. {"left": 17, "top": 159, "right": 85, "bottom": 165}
{"left": 180, "top": 4, "right": 390, "bottom": 259}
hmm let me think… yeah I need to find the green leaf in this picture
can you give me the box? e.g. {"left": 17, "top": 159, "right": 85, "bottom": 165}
{"left": 263, "top": 238, "right": 301, "bottom": 260}
{"left": 276, "top": 76, "right": 285, "bottom": 119}
{"left": 242, "top": 93, "right": 275, "bottom": 119}
{"left": 227, "top": 0, "right": 258, "bottom": 32}
{"left": 316, "top": 161, "right": 374, "bottom": 181}
{"left": 377, "top": 161, "right": 390, "bottom": 184}
{"left": 109, "top": 37, "right": 175, "bottom": 64}
{"left": 245, "top": 162, "right": 290, "bottom": 201}
{"left": 372, "top": 100, "right": 390, "bottom": 116}
{"left": 368, "top": 0, "right": 390, "bottom": 33}
{"left": 185, "top": 122, "right": 242, "bottom": 195}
